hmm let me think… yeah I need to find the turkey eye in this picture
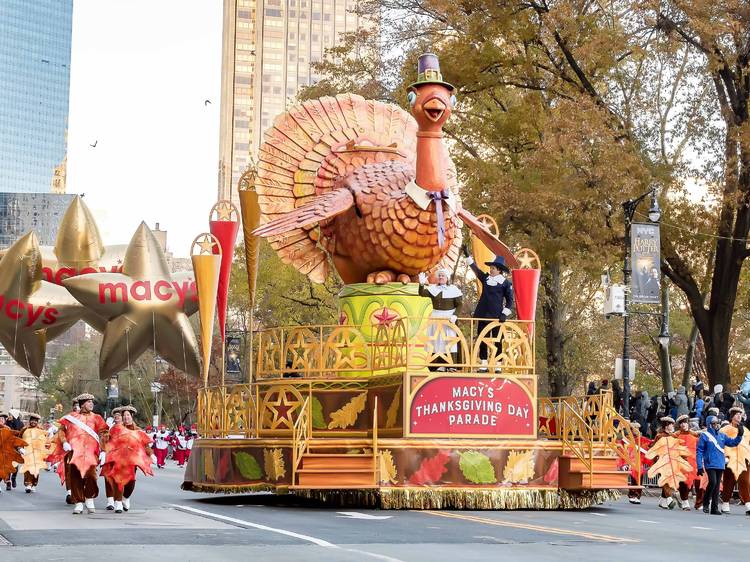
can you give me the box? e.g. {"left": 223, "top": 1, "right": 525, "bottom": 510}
{"left": 450, "top": 94, "right": 457, "bottom": 108}
{"left": 407, "top": 91, "right": 417, "bottom": 106}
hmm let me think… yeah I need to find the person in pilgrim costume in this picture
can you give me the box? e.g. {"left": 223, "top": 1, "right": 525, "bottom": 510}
{"left": 462, "top": 245, "right": 514, "bottom": 371}
{"left": 418, "top": 268, "right": 463, "bottom": 370}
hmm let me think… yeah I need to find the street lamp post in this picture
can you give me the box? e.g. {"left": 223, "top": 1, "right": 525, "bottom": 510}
{"left": 621, "top": 186, "right": 661, "bottom": 419}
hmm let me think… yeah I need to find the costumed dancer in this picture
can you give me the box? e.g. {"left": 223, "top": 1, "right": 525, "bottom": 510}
{"left": 174, "top": 428, "right": 188, "bottom": 466}
{"left": 186, "top": 427, "right": 196, "bottom": 463}
{"left": 19, "top": 414, "right": 48, "bottom": 493}
{"left": 104, "top": 409, "right": 123, "bottom": 510}
{"left": 461, "top": 245, "right": 513, "bottom": 371}
{"left": 718, "top": 407, "right": 750, "bottom": 515}
{"left": 696, "top": 414, "right": 745, "bottom": 515}
{"left": 100, "top": 405, "right": 155, "bottom": 513}
{"left": 674, "top": 414, "right": 700, "bottom": 511}
{"left": 418, "top": 268, "right": 463, "bottom": 370}
{"left": 58, "top": 393, "right": 108, "bottom": 514}
{"left": 651, "top": 416, "right": 678, "bottom": 509}
{"left": 0, "top": 412, "right": 26, "bottom": 493}
{"left": 623, "top": 421, "right": 652, "bottom": 504}
{"left": 153, "top": 426, "right": 169, "bottom": 468}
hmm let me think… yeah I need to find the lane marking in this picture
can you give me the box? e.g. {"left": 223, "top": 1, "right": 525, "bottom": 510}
{"left": 337, "top": 512, "right": 393, "bottom": 520}
{"left": 589, "top": 513, "right": 607, "bottom": 517}
{"left": 420, "top": 511, "right": 639, "bottom": 543}
{"left": 691, "top": 526, "right": 713, "bottom": 530}
{"left": 638, "top": 520, "right": 658, "bottom": 523}
{"left": 171, "top": 504, "right": 404, "bottom": 562}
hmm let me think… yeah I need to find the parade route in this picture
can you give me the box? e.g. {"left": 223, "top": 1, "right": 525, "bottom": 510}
{"left": 0, "top": 463, "right": 747, "bottom": 561}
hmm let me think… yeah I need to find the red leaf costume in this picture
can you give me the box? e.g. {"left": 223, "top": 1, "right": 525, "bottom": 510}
{"left": 618, "top": 435, "right": 653, "bottom": 481}
{"left": 59, "top": 412, "right": 108, "bottom": 475}
{"left": 45, "top": 432, "right": 68, "bottom": 484}
{"left": 0, "top": 427, "right": 26, "bottom": 480}
{"left": 100, "top": 423, "right": 153, "bottom": 492}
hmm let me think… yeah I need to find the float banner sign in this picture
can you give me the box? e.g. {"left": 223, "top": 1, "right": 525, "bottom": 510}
{"left": 631, "top": 222, "right": 660, "bottom": 304}
{"left": 409, "top": 376, "right": 535, "bottom": 436}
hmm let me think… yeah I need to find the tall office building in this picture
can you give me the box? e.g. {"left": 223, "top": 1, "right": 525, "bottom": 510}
{"left": 0, "top": 192, "right": 75, "bottom": 248}
{"left": 218, "top": 0, "right": 363, "bottom": 204}
{"left": 0, "top": 0, "right": 73, "bottom": 193}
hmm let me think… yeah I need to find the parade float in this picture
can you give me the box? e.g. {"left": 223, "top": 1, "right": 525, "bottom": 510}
{"left": 181, "top": 54, "right": 640, "bottom": 509}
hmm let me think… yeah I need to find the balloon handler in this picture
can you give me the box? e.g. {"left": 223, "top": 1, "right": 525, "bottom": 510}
{"left": 418, "top": 268, "right": 463, "bottom": 370}
{"left": 461, "top": 244, "right": 514, "bottom": 371}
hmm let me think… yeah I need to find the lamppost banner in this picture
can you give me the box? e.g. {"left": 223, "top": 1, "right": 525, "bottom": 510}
{"left": 226, "top": 336, "right": 242, "bottom": 374}
{"left": 631, "top": 222, "right": 660, "bottom": 304}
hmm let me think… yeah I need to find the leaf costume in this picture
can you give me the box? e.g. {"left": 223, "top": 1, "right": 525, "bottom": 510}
{"left": 59, "top": 411, "right": 108, "bottom": 475}
{"left": 18, "top": 426, "right": 48, "bottom": 477}
{"left": 100, "top": 423, "right": 154, "bottom": 492}
{"left": 0, "top": 426, "right": 26, "bottom": 480}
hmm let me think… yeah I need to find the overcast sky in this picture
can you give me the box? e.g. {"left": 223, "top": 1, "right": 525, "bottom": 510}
{"left": 66, "top": 0, "right": 222, "bottom": 258}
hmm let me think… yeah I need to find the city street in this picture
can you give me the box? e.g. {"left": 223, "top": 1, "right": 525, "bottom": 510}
{"left": 0, "top": 464, "right": 747, "bottom": 561}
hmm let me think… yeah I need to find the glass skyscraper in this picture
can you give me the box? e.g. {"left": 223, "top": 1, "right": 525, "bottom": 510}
{"left": 0, "top": 0, "right": 74, "bottom": 193}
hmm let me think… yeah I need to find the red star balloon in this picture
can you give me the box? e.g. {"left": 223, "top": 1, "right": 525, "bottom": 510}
{"left": 0, "top": 232, "right": 85, "bottom": 375}
{"left": 63, "top": 223, "right": 201, "bottom": 379}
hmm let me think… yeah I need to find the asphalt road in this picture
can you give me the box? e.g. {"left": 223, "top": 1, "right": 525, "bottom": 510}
{"left": 0, "top": 463, "right": 748, "bottom": 561}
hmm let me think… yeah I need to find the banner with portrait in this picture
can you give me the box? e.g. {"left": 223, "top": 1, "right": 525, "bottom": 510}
{"left": 631, "top": 222, "right": 661, "bottom": 304}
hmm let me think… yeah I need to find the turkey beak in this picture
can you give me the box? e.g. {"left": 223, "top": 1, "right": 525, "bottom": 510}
{"left": 423, "top": 98, "right": 447, "bottom": 122}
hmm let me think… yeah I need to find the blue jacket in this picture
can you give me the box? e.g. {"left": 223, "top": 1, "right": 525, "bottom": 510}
{"left": 696, "top": 426, "right": 745, "bottom": 470}
{"left": 469, "top": 261, "right": 514, "bottom": 320}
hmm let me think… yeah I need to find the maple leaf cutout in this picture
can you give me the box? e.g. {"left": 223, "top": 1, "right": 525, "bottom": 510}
{"left": 18, "top": 428, "right": 49, "bottom": 477}
{"left": 645, "top": 436, "right": 693, "bottom": 489}
{"left": 264, "top": 448, "right": 286, "bottom": 481}
{"left": 503, "top": 449, "right": 536, "bottom": 484}
{"left": 379, "top": 450, "right": 398, "bottom": 484}
{"left": 408, "top": 450, "right": 452, "bottom": 485}
{"left": 385, "top": 386, "right": 401, "bottom": 429}
{"left": 723, "top": 430, "right": 750, "bottom": 479}
{"left": 328, "top": 391, "right": 368, "bottom": 429}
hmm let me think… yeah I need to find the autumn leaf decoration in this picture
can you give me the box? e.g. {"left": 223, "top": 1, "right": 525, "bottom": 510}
{"left": 379, "top": 450, "right": 398, "bottom": 484}
{"left": 264, "top": 448, "right": 286, "bottom": 481}
{"left": 234, "top": 451, "right": 263, "bottom": 480}
{"left": 408, "top": 450, "right": 452, "bottom": 485}
{"left": 502, "top": 450, "right": 536, "bottom": 484}
{"left": 459, "top": 451, "right": 497, "bottom": 484}
{"left": 725, "top": 431, "right": 750, "bottom": 479}
{"left": 385, "top": 386, "right": 401, "bottom": 429}
{"left": 327, "top": 391, "right": 368, "bottom": 429}
{"left": 311, "top": 396, "right": 327, "bottom": 430}
{"left": 645, "top": 436, "right": 693, "bottom": 489}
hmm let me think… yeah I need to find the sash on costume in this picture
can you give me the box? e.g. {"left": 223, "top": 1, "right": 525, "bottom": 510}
{"left": 703, "top": 430, "right": 724, "bottom": 455}
{"left": 62, "top": 414, "right": 101, "bottom": 445}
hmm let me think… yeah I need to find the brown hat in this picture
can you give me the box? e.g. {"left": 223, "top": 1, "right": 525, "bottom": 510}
{"left": 729, "top": 407, "right": 744, "bottom": 417}
{"left": 28, "top": 413, "right": 41, "bottom": 421}
{"left": 0, "top": 412, "right": 8, "bottom": 419}
{"left": 660, "top": 416, "right": 675, "bottom": 425}
{"left": 676, "top": 414, "right": 690, "bottom": 424}
{"left": 74, "top": 393, "right": 95, "bottom": 404}
{"left": 629, "top": 421, "right": 641, "bottom": 430}
{"left": 112, "top": 405, "right": 137, "bottom": 416}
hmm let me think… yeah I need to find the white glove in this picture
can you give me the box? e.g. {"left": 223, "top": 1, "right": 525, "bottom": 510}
{"left": 98, "top": 452, "right": 106, "bottom": 466}
{"left": 62, "top": 442, "right": 72, "bottom": 452}
{"left": 465, "top": 256, "right": 475, "bottom": 265}
{"left": 418, "top": 272, "right": 428, "bottom": 285}
{"left": 450, "top": 314, "right": 457, "bottom": 323}
{"left": 17, "top": 448, "right": 25, "bottom": 456}
{"left": 151, "top": 454, "right": 158, "bottom": 465}
{"left": 501, "top": 307, "right": 511, "bottom": 317}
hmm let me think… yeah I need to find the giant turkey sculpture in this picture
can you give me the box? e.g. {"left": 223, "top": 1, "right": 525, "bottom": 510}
{"left": 253, "top": 53, "right": 517, "bottom": 284}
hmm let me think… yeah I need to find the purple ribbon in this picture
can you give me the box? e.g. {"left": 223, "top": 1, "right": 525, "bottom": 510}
{"left": 429, "top": 190, "right": 449, "bottom": 247}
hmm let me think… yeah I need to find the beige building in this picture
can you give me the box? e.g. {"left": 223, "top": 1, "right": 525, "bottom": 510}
{"left": 217, "top": 0, "right": 364, "bottom": 205}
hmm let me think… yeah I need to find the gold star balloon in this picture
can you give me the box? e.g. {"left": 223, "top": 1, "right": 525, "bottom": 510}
{"left": 0, "top": 232, "right": 85, "bottom": 376}
{"left": 63, "top": 222, "right": 201, "bottom": 379}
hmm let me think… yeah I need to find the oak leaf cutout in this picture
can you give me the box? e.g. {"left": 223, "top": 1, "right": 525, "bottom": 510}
{"left": 18, "top": 427, "right": 49, "bottom": 477}
{"left": 386, "top": 386, "right": 401, "bottom": 429}
{"left": 502, "top": 449, "right": 535, "bottom": 484}
{"left": 645, "top": 436, "right": 693, "bottom": 489}
{"left": 234, "top": 451, "right": 263, "bottom": 480}
{"left": 723, "top": 428, "right": 750, "bottom": 479}
{"left": 327, "top": 391, "right": 368, "bottom": 429}
{"left": 407, "top": 450, "right": 451, "bottom": 485}
{"left": 379, "top": 450, "right": 398, "bottom": 484}
{"left": 264, "top": 448, "right": 286, "bottom": 481}
{"left": 459, "top": 450, "right": 497, "bottom": 484}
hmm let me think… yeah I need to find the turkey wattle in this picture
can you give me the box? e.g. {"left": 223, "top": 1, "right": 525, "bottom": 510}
{"left": 253, "top": 54, "right": 517, "bottom": 284}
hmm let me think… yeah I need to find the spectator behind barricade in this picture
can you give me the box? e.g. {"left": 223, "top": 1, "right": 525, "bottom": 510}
{"left": 675, "top": 386, "right": 689, "bottom": 417}
{"left": 737, "top": 373, "right": 750, "bottom": 429}
{"left": 632, "top": 391, "right": 649, "bottom": 430}
{"left": 713, "top": 384, "right": 735, "bottom": 419}
{"left": 693, "top": 386, "right": 705, "bottom": 419}
{"left": 647, "top": 395, "right": 659, "bottom": 438}
{"left": 586, "top": 381, "right": 598, "bottom": 396}
{"left": 612, "top": 379, "right": 623, "bottom": 414}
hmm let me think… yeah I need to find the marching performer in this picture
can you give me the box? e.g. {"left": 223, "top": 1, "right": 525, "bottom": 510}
{"left": 696, "top": 414, "right": 745, "bottom": 514}
{"left": 418, "top": 268, "right": 463, "bottom": 369}
{"left": 173, "top": 428, "right": 188, "bottom": 466}
{"left": 104, "top": 409, "right": 123, "bottom": 510}
{"left": 153, "top": 426, "right": 170, "bottom": 468}
{"left": 0, "top": 412, "right": 26, "bottom": 493}
{"left": 100, "top": 405, "right": 155, "bottom": 513}
{"left": 58, "top": 393, "right": 108, "bottom": 514}
{"left": 651, "top": 416, "right": 678, "bottom": 509}
{"left": 19, "top": 414, "right": 48, "bottom": 493}
{"left": 624, "top": 421, "right": 652, "bottom": 504}
{"left": 462, "top": 246, "right": 513, "bottom": 371}
{"left": 719, "top": 407, "right": 750, "bottom": 515}
{"left": 675, "top": 414, "right": 700, "bottom": 510}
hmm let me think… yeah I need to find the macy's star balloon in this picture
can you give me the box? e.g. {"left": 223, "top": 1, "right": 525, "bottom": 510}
{"left": 0, "top": 232, "right": 84, "bottom": 375}
{"left": 63, "top": 222, "right": 201, "bottom": 379}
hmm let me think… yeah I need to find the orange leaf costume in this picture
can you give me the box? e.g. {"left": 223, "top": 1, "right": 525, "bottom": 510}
{"left": 0, "top": 427, "right": 26, "bottom": 480}
{"left": 645, "top": 435, "right": 693, "bottom": 489}
{"left": 59, "top": 412, "right": 108, "bottom": 475}
{"left": 100, "top": 423, "right": 153, "bottom": 492}
{"left": 45, "top": 431, "right": 69, "bottom": 484}
{"left": 675, "top": 430, "right": 699, "bottom": 487}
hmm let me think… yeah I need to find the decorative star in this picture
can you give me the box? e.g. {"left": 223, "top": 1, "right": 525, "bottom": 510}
{"left": 267, "top": 392, "right": 299, "bottom": 429}
{"left": 0, "top": 232, "right": 84, "bottom": 375}
{"left": 372, "top": 307, "right": 400, "bottom": 327}
{"left": 63, "top": 222, "right": 201, "bottom": 379}
{"left": 211, "top": 200, "right": 238, "bottom": 222}
{"left": 194, "top": 234, "right": 219, "bottom": 255}
{"left": 515, "top": 248, "right": 540, "bottom": 270}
